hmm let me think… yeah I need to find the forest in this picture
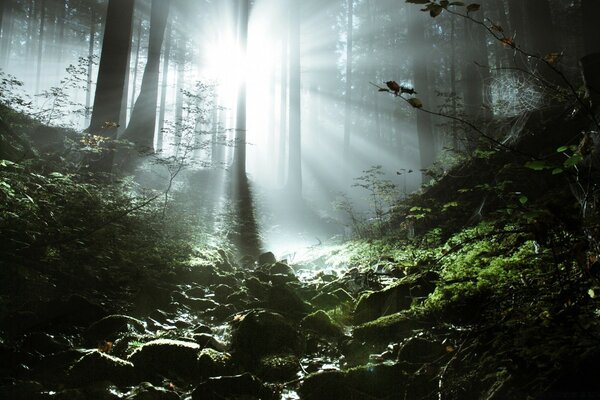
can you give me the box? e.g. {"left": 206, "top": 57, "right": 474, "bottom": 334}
{"left": 1, "top": 0, "right": 599, "bottom": 398}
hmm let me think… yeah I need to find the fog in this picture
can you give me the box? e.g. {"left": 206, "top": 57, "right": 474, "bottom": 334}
{"left": 0, "top": 0, "right": 589, "bottom": 256}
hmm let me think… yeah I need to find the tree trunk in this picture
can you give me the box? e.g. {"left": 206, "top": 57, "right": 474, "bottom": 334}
{"left": 278, "top": 32, "right": 289, "bottom": 186}
{"left": 173, "top": 35, "right": 185, "bottom": 151}
{"left": 1, "top": 1, "right": 14, "bottom": 69}
{"left": 582, "top": 0, "right": 600, "bottom": 55}
{"left": 581, "top": 53, "right": 600, "bottom": 114}
{"left": 408, "top": 8, "right": 435, "bottom": 182}
{"left": 233, "top": 0, "right": 249, "bottom": 179}
{"left": 35, "top": 0, "right": 46, "bottom": 95}
{"left": 343, "top": 0, "right": 353, "bottom": 165}
{"left": 123, "top": 0, "right": 170, "bottom": 152}
{"left": 85, "top": 6, "right": 96, "bottom": 126}
{"left": 157, "top": 21, "right": 172, "bottom": 151}
{"left": 287, "top": 0, "right": 302, "bottom": 198}
{"left": 87, "top": 0, "right": 135, "bottom": 171}
{"left": 522, "top": 0, "right": 559, "bottom": 84}
{"left": 130, "top": 17, "right": 142, "bottom": 112}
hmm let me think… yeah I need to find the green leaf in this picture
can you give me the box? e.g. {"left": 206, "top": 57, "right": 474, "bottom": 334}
{"left": 563, "top": 154, "right": 583, "bottom": 168}
{"left": 524, "top": 160, "right": 550, "bottom": 171}
{"left": 408, "top": 98, "right": 424, "bottom": 108}
{"left": 518, "top": 196, "right": 528, "bottom": 205}
{"left": 551, "top": 168, "right": 564, "bottom": 175}
{"left": 556, "top": 146, "right": 569, "bottom": 153}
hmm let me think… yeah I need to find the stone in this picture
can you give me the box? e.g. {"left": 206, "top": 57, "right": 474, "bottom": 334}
{"left": 301, "top": 310, "right": 344, "bottom": 337}
{"left": 298, "top": 363, "right": 408, "bottom": 400}
{"left": 258, "top": 353, "right": 299, "bottom": 382}
{"left": 196, "top": 348, "right": 232, "bottom": 377}
{"left": 21, "top": 332, "right": 70, "bottom": 356}
{"left": 354, "top": 272, "right": 438, "bottom": 324}
{"left": 192, "top": 333, "right": 227, "bottom": 352}
{"left": 69, "top": 350, "right": 135, "bottom": 386}
{"left": 126, "top": 382, "right": 180, "bottom": 400}
{"left": 84, "top": 315, "right": 146, "bottom": 346}
{"left": 191, "top": 373, "right": 275, "bottom": 400}
{"left": 397, "top": 336, "right": 445, "bottom": 365}
{"left": 230, "top": 309, "right": 303, "bottom": 366}
{"left": 353, "top": 311, "right": 428, "bottom": 343}
{"left": 266, "top": 284, "right": 311, "bottom": 316}
{"left": 128, "top": 339, "right": 201, "bottom": 380}
{"left": 258, "top": 252, "right": 277, "bottom": 266}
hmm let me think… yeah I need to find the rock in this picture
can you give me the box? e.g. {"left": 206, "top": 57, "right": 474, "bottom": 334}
{"left": 186, "top": 287, "right": 206, "bottom": 298}
{"left": 133, "top": 287, "right": 172, "bottom": 316}
{"left": 192, "top": 324, "right": 212, "bottom": 334}
{"left": 29, "top": 349, "right": 87, "bottom": 383}
{"left": 128, "top": 339, "right": 201, "bottom": 380}
{"left": 310, "top": 292, "right": 340, "bottom": 309}
{"left": 258, "top": 353, "right": 299, "bottom": 382}
{"left": 298, "top": 363, "right": 408, "bottom": 400}
{"left": 0, "top": 380, "right": 46, "bottom": 400}
{"left": 191, "top": 373, "right": 275, "bottom": 400}
{"left": 126, "top": 382, "right": 180, "bottom": 400}
{"left": 244, "top": 277, "right": 269, "bottom": 299}
{"left": 266, "top": 284, "right": 311, "bottom": 316}
{"left": 354, "top": 272, "right": 438, "bottom": 324}
{"left": 1, "top": 311, "right": 40, "bottom": 337}
{"left": 85, "top": 315, "right": 146, "bottom": 346}
{"left": 230, "top": 309, "right": 303, "bottom": 366}
{"left": 397, "top": 336, "right": 445, "bottom": 365}
{"left": 269, "top": 262, "right": 295, "bottom": 276}
{"left": 258, "top": 252, "right": 277, "bottom": 266}
{"left": 0, "top": 343, "right": 36, "bottom": 377}
{"left": 192, "top": 333, "right": 227, "bottom": 352}
{"left": 301, "top": 310, "right": 344, "bottom": 337}
{"left": 181, "top": 297, "right": 218, "bottom": 312}
{"left": 212, "top": 284, "right": 235, "bottom": 301}
{"left": 69, "top": 350, "right": 135, "bottom": 386}
{"left": 21, "top": 332, "right": 70, "bottom": 356}
{"left": 331, "top": 288, "right": 354, "bottom": 303}
{"left": 54, "top": 382, "right": 122, "bottom": 400}
{"left": 197, "top": 348, "right": 232, "bottom": 377}
{"left": 353, "top": 311, "right": 428, "bottom": 343}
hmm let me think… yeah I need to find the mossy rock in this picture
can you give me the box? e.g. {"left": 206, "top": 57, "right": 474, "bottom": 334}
{"left": 127, "top": 339, "right": 201, "bottom": 380}
{"left": 84, "top": 315, "right": 146, "bottom": 346}
{"left": 257, "top": 353, "right": 299, "bottom": 382}
{"left": 298, "top": 363, "right": 409, "bottom": 400}
{"left": 266, "top": 284, "right": 312, "bottom": 316}
{"left": 69, "top": 350, "right": 135, "bottom": 386}
{"left": 230, "top": 309, "right": 304, "bottom": 366}
{"left": 301, "top": 310, "right": 344, "bottom": 337}
{"left": 354, "top": 272, "right": 438, "bottom": 324}
{"left": 126, "top": 382, "right": 180, "bottom": 400}
{"left": 353, "top": 311, "right": 428, "bottom": 343}
{"left": 191, "top": 373, "right": 275, "bottom": 400}
{"left": 197, "top": 348, "right": 232, "bottom": 377}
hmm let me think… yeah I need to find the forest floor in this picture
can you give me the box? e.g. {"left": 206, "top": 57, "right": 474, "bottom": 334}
{"left": 2, "top": 103, "right": 600, "bottom": 400}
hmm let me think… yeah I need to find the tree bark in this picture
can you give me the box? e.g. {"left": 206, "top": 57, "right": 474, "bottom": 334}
{"left": 35, "top": 0, "right": 46, "bottom": 95}
{"left": 85, "top": 6, "right": 96, "bottom": 126}
{"left": 173, "top": 34, "right": 185, "bottom": 151}
{"left": 123, "top": 0, "right": 170, "bottom": 152}
{"left": 287, "top": 0, "right": 302, "bottom": 198}
{"left": 582, "top": 0, "right": 600, "bottom": 55}
{"left": 278, "top": 30, "right": 289, "bottom": 186}
{"left": 157, "top": 20, "right": 172, "bottom": 151}
{"left": 233, "top": 0, "right": 249, "bottom": 179}
{"left": 130, "top": 17, "right": 143, "bottom": 112}
{"left": 87, "top": 0, "right": 135, "bottom": 171}
{"left": 408, "top": 7, "right": 435, "bottom": 182}
{"left": 343, "top": 0, "right": 353, "bottom": 165}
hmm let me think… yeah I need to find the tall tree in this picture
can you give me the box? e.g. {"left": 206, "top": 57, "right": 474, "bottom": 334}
{"left": 233, "top": 0, "right": 249, "bottom": 179}
{"left": 408, "top": 7, "right": 435, "bottom": 181}
{"left": 84, "top": 3, "right": 97, "bottom": 126}
{"left": 123, "top": 0, "right": 171, "bottom": 152}
{"left": 277, "top": 21, "right": 289, "bottom": 186}
{"left": 286, "top": 0, "right": 302, "bottom": 197}
{"left": 157, "top": 20, "right": 173, "bottom": 151}
{"left": 522, "top": 0, "right": 558, "bottom": 84}
{"left": 88, "top": 0, "right": 134, "bottom": 135}
{"left": 35, "top": 0, "right": 47, "bottom": 95}
{"left": 582, "top": 0, "right": 600, "bottom": 55}
{"left": 343, "top": 0, "right": 353, "bottom": 164}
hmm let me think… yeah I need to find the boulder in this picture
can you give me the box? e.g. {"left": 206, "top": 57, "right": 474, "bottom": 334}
{"left": 354, "top": 272, "right": 438, "bottom": 324}
{"left": 69, "top": 350, "right": 135, "bottom": 386}
{"left": 298, "top": 363, "right": 408, "bottom": 400}
{"left": 266, "top": 284, "right": 311, "bottom": 316}
{"left": 196, "top": 348, "right": 232, "bottom": 377}
{"left": 84, "top": 315, "right": 146, "bottom": 346}
{"left": 191, "top": 373, "right": 275, "bottom": 400}
{"left": 230, "top": 309, "right": 303, "bottom": 366}
{"left": 128, "top": 339, "right": 201, "bottom": 380}
{"left": 126, "top": 382, "right": 180, "bottom": 400}
{"left": 301, "top": 310, "right": 344, "bottom": 337}
{"left": 257, "top": 353, "right": 299, "bottom": 382}
{"left": 353, "top": 311, "right": 428, "bottom": 343}
{"left": 258, "top": 252, "right": 277, "bottom": 266}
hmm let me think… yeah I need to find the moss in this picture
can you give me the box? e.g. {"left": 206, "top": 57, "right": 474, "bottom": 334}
{"left": 258, "top": 353, "right": 299, "bottom": 382}
{"left": 301, "top": 310, "right": 344, "bottom": 337}
{"left": 353, "top": 311, "right": 428, "bottom": 343}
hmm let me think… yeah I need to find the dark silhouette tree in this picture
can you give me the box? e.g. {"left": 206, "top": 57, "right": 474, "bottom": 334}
{"left": 123, "top": 0, "right": 171, "bottom": 153}
{"left": 87, "top": 0, "right": 135, "bottom": 171}
{"left": 287, "top": 0, "right": 302, "bottom": 198}
{"left": 233, "top": 0, "right": 249, "bottom": 179}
